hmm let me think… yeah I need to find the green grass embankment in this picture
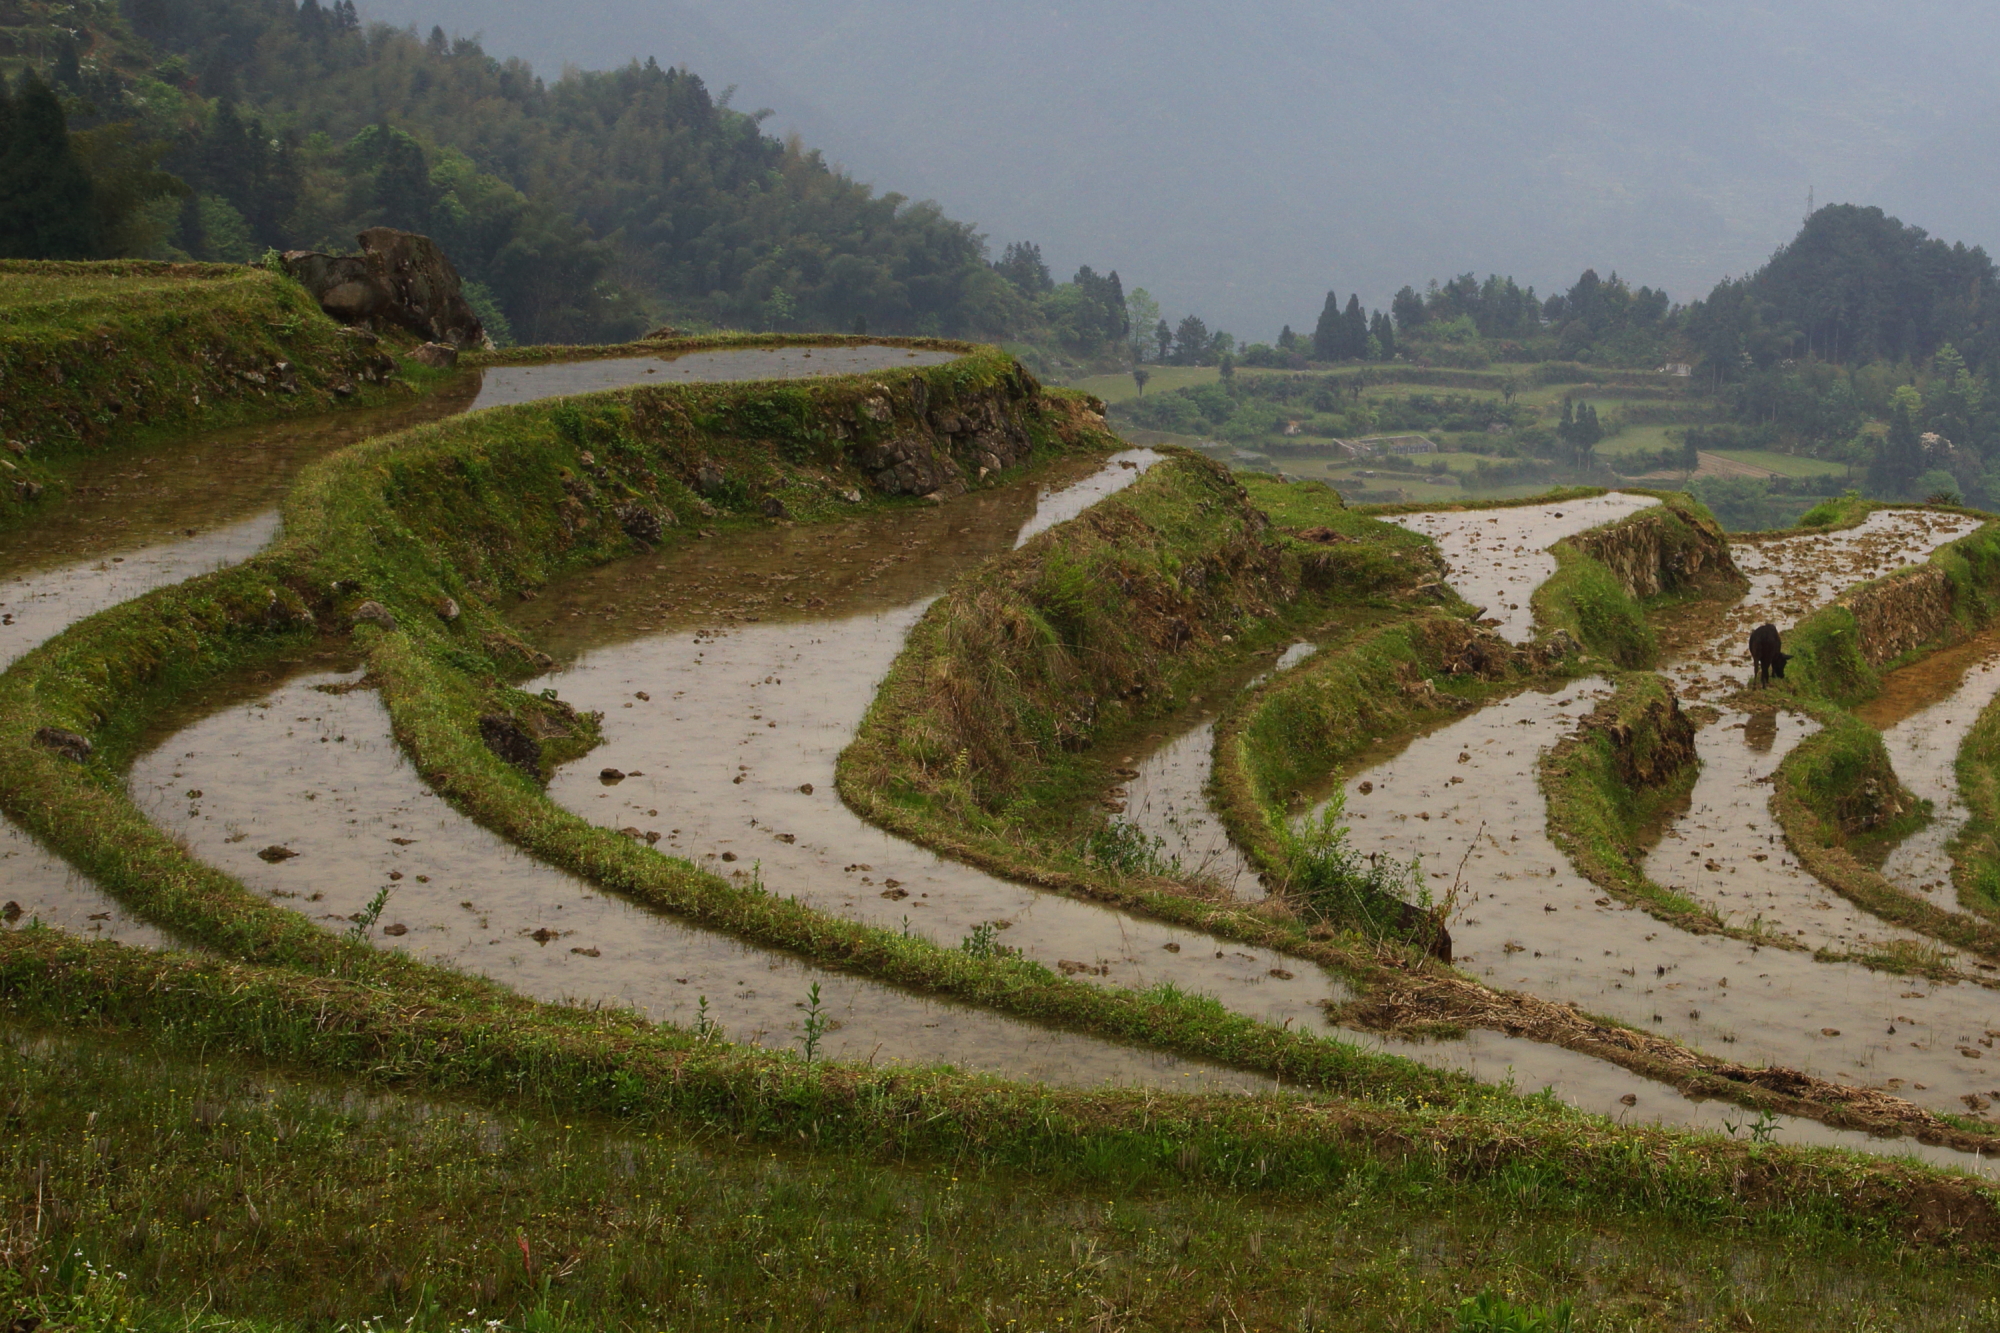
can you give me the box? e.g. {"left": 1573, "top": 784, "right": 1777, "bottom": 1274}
{"left": 7, "top": 356, "right": 2000, "bottom": 1300}
{"left": 0, "top": 259, "right": 448, "bottom": 530}
{"left": 1538, "top": 672, "right": 1760, "bottom": 940}
{"left": 834, "top": 461, "right": 1474, "bottom": 963}
{"left": 0, "top": 346, "right": 1531, "bottom": 1107}
{"left": 5, "top": 1012, "right": 1995, "bottom": 1332}
{"left": 1760, "top": 510, "right": 2000, "bottom": 959}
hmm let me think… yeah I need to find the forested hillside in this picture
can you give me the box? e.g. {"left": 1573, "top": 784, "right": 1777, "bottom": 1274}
{"left": 0, "top": 0, "right": 1143, "bottom": 348}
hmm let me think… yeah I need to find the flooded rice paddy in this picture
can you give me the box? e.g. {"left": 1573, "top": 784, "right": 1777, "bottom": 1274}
{"left": 0, "top": 345, "right": 966, "bottom": 950}
{"left": 131, "top": 656, "right": 1266, "bottom": 1092}
{"left": 517, "top": 452, "right": 1351, "bottom": 1036}
{"left": 1331, "top": 500, "right": 2000, "bottom": 1131}
{"left": 467, "top": 344, "right": 959, "bottom": 411}
{"left": 1383, "top": 492, "right": 1660, "bottom": 642}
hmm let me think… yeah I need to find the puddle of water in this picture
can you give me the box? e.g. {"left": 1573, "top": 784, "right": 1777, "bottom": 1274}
{"left": 1864, "top": 628, "right": 2000, "bottom": 909}
{"left": 1013, "top": 449, "right": 1161, "bottom": 545}
{"left": 0, "top": 820, "right": 169, "bottom": 948}
{"left": 1642, "top": 710, "right": 1944, "bottom": 954}
{"left": 1117, "top": 641, "right": 1321, "bottom": 902}
{"left": 0, "top": 382, "right": 484, "bottom": 589}
{"left": 469, "top": 345, "right": 961, "bottom": 411}
{"left": 129, "top": 662, "right": 1271, "bottom": 1093}
{"left": 522, "top": 456, "right": 1353, "bottom": 1039}
{"left": 1384, "top": 493, "right": 1661, "bottom": 642}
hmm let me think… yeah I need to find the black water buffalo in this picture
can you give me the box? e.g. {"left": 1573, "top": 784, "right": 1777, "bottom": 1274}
{"left": 1749, "top": 622, "right": 1788, "bottom": 687}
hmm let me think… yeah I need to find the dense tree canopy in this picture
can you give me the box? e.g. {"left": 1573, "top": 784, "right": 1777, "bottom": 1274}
{"left": 0, "top": 0, "right": 1081, "bottom": 343}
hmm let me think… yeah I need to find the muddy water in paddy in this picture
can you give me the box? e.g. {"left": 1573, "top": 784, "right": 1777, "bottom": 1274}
{"left": 1329, "top": 507, "right": 2000, "bottom": 1124}
{"left": 467, "top": 345, "right": 959, "bottom": 411}
{"left": 131, "top": 654, "right": 1269, "bottom": 1092}
{"left": 518, "top": 452, "right": 1353, "bottom": 1037}
{"left": 1383, "top": 492, "right": 1661, "bottom": 642}
{"left": 4, "top": 345, "right": 956, "bottom": 948}
{"left": 1641, "top": 512, "right": 1989, "bottom": 955}
{"left": 1862, "top": 626, "right": 2000, "bottom": 911}
{"left": 1116, "top": 641, "right": 1321, "bottom": 902}
{"left": 0, "top": 388, "right": 488, "bottom": 948}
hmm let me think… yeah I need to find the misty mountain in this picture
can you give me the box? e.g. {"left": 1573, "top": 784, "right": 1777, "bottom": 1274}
{"left": 354, "top": 0, "right": 2000, "bottom": 339}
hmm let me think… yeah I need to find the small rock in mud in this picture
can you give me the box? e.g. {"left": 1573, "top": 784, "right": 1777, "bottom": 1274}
{"left": 1821, "top": 1028, "right": 1841, "bottom": 1037}
{"left": 619, "top": 826, "right": 644, "bottom": 839}
{"left": 1268, "top": 968, "right": 1294, "bottom": 980}
{"left": 1163, "top": 942, "right": 1181, "bottom": 952}
{"left": 350, "top": 600, "right": 398, "bottom": 632}
{"left": 1, "top": 903, "right": 20, "bottom": 923}
{"left": 883, "top": 878, "right": 902, "bottom": 889}
{"left": 570, "top": 946, "right": 601, "bottom": 958}
{"left": 388, "top": 871, "right": 404, "bottom": 881}
{"left": 257, "top": 845, "right": 299, "bottom": 863}
{"left": 798, "top": 782, "right": 815, "bottom": 795}
{"left": 880, "top": 887, "right": 909, "bottom": 900}
{"left": 390, "top": 837, "right": 417, "bottom": 846}
{"left": 436, "top": 597, "right": 461, "bottom": 622}
{"left": 600, "top": 768, "right": 626, "bottom": 783}
{"left": 32, "top": 728, "right": 92, "bottom": 763}
{"left": 1358, "top": 781, "right": 1373, "bottom": 794}
{"left": 1961, "top": 1047, "right": 1984, "bottom": 1059}
{"left": 645, "top": 831, "right": 662, "bottom": 845}
{"left": 380, "top": 923, "right": 408, "bottom": 937}
{"left": 531, "top": 927, "right": 558, "bottom": 944}
{"left": 732, "top": 774, "right": 745, "bottom": 784}
{"left": 1619, "top": 1093, "right": 1638, "bottom": 1106}
{"left": 720, "top": 851, "right": 737, "bottom": 862}
{"left": 775, "top": 833, "right": 796, "bottom": 844}
{"left": 634, "top": 691, "right": 650, "bottom": 702}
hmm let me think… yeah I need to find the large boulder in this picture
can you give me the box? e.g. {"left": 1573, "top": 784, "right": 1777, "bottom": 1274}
{"left": 283, "top": 229, "right": 487, "bottom": 349}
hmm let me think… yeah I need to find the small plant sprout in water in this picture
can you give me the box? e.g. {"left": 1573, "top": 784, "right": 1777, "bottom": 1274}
{"left": 345, "top": 885, "right": 392, "bottom": 942}
{"left": 1453, "top": 1291, "right": 1574, "bottom": 1333}
{"left": 1722, "top": 1110, "right": 1782, "bottom": 1145}
{"left": 799, "top": 981, "right": 828, "bottom": 1062}
{"left": 1277, "top": 788, "right": 1429, "bottom": 947}
{"left": 693, "top": 995, "right": 718, "bottom": 1043}
{"left": 959, "top": 920, "right": 1018, "bottom": 959}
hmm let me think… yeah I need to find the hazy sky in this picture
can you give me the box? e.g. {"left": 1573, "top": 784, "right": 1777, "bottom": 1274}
{"left": 361, "top": 0, "right": 2000, "bottom": 339}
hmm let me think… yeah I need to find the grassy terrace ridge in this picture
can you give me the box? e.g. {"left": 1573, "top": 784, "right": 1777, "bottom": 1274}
{"left": 1, "top": 354, "right": 2000, "bottom": 1326}
{"left": 1754, "top": 505, "right": 2000, "bottom": 964}
{"left": 0, "top": 344, "right": 1554, "bottom": 1107}
{"left": 8, "top": 965, "right": 2000, "bottom": 1331}
{"left": 1536, "top": 671, "right": 1762, "bottom": 942}
{"left": 4, "top": 336, "right": 1998, "bottom": 1276}
{"left": 833, "top": 460, "right": 1477, "bottom": 965}
{"left": 0, "top": 258, "right": 446, "bottom": 531}
{"left": 830, "top": 473, "right": 2000, "bottom": 1145}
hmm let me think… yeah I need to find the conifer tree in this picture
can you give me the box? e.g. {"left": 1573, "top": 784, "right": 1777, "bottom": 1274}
{"left": 1312, "top": 291, "right": 1341, "bottom": 361}
{"left": 1343, "top": 293, "right": 1368, "bottom": 359}
{"left": 0, "top": 71, "right": 98, "bottom": 258}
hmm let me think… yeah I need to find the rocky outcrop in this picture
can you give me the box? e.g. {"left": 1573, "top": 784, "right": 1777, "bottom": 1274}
{"left": 1566, "top": 501, "right": 1740, "bottom": 600}
{"left": 1839, "top": 564, "right": 1957, "bottom": 667}
{"left": 845, "top": 379, "right": 1048, "bottom": 499}
{"left": 1599, "top": 690, "right": 1696, "bottom": 790}
{"left": 283, "top": 229, "right": 487, "bottom": 349}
